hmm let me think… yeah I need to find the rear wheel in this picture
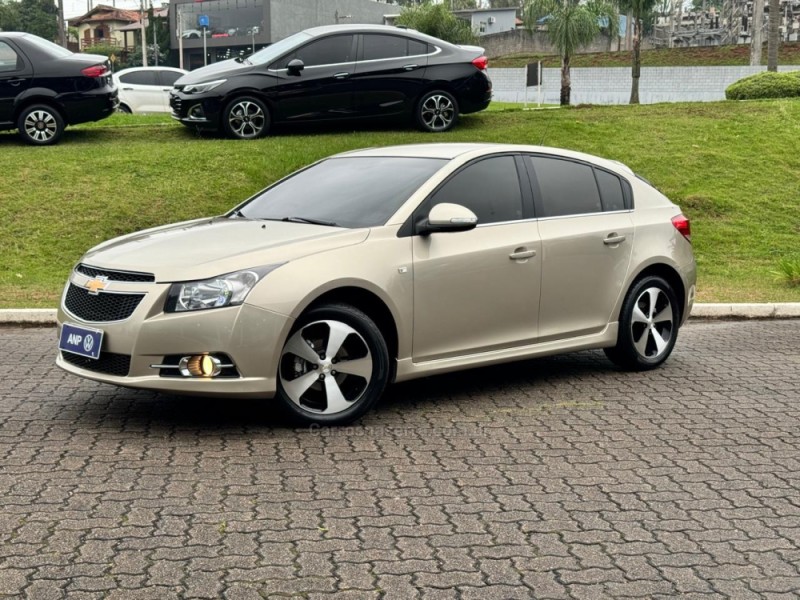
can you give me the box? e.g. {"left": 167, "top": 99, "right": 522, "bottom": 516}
{"left": 222, "top": 96, "right": 270, "bottom": 140}
{"left": 117, "top": 104, "right": 132, "bottom": 114}
{"left": 276, "top": 304, "right": 390, "bottom": 426}
{"left": 17, "top": 104, "right": 64, "bottom": 146}
{"left": 604, "top": 276, "right": 679, "bottom": 370}
{"left": 415, "top": 90, "right": 459, "bottom": 133}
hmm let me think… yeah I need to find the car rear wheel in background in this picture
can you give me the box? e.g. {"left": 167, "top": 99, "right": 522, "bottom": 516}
{"left": 605, "top": 275, "right": 680, "bottom": 370}
{"left": 117, "top": 104, "right": 132, "bottom": 114}
{"left": 222, "top": 96, "right": 270, "bottom": 140}
{"left": 416, "top": 90, "right": 459, "bottom": 133}
{"left": 276, "top": 304, "right": 390, "bottom": 426}
{"left": 17, "top": 104, "right": 65, "bottom": 146}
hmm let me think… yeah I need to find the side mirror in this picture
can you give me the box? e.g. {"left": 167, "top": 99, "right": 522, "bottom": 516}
{"left": 418, "top": 203, "right": 478, "bottom": 235}
{"left": 287, "top": 59, "right": 304, "bottom": 75}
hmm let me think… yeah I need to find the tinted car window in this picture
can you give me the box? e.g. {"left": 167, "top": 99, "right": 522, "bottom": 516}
{"left": 408, "top": 39, "right": 429, "bottom": 56}
{"left": 362, "top": 34, "right": 408, "bottom": 60}
{"left": 528, "top": 156, "right": 602, "bottom": 217}
{"left": 594, "top": 169, "right": 626, "bottom": 212}
{"left": 430, "top": 156, "right": 523, "bottom": 225}
{"left": 119, "top": 71, "right": 159, "bottom": 86}
{"left": 0, "top": 41, "right": 21, "bottom": 72}
{"left": 158, "top": 70, "right": 183, "bottom": 86}
{"left": 239, "top": 157, "right": 445, "bottom": 228}
{"left": 280, "top": 35, "right": 354, "bottom": 68}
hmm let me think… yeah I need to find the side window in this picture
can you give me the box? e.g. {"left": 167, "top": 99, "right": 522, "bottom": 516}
{"left": 408, "top": 39, "right": 429, "bottom": 56}
{"left": 157, "top": 70, "right": 183, "bottom": 86}
{"left": 279, "top": 35, "right": 354, "bottom": 68}
{"left": 362, "top": 34, "right": 408, "bottom": 60}
{"left": 0, "top": 41, "right": 21, "bottom": 73}
{"left": 594, "top": 168, "right": 626, "bottom": 212}
{"left": 528, "top": 156, "right": 602, "bottom": 217}
{"left": 429, "top": 156, "right": 524, "bottom": 225}
{"left": 119, "top": 71, "right": 159, "bottom": 86}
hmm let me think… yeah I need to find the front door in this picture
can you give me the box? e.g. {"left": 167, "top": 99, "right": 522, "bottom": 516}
{"left": 412, "top": 155, "right": 541, "bottom": 362}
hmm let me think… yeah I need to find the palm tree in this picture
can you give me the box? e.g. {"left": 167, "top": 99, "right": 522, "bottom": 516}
{"left": 616, "top": 0, "right": 657, "bottom": 104}
{"left": 524, "top": 0, "right": 617, "bottom": 106}
{"left": 767, "top": 0, "right": 779, "bottom": 71}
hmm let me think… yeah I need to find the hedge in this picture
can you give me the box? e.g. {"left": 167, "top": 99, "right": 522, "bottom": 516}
{"left": 725, "top": 70, "right": 800, "bottom": 100}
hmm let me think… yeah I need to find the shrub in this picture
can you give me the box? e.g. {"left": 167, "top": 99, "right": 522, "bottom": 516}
{"left": 725, "top": 70, "right": 800, "bottom": 100}
{"left": 772, "top": 257, "right": 800, "bottom": 287}
{"left": 395, "top": 3, "right": 479, "bottom": 46}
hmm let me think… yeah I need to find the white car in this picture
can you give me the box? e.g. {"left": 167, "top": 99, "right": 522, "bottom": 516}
{"left": 113, "top": 66, "right": 188, "bottom": 114}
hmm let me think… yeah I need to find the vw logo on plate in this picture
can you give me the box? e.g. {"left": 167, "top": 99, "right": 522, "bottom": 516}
{"left": 83, "top": 336, "right": 95, "bottom": 353}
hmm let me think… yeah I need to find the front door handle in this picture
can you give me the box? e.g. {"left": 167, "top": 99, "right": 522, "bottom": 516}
{"left": 333, "top": 72, "right": 350, "bottom": 79}
{"left": 4, "top": 78, "right": 24, "bottom": 86}
{"left": 403, "top": 64, "right": 419, "bottom": 71}
{"left": 509, "top": 248, "right": 537, "bottom": 260}
{"left": 122, "top": 87, "right": 134, "bottom": 91}
{"left": 603, "top": 234, "right": 626, "bottom": 245}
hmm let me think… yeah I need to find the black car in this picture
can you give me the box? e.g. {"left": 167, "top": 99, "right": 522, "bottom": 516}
{"left": 0, "top": 32, "right": 117, "bottom": 145}
{"left": 170, "top": 24, "right": 491, "bottom": 139}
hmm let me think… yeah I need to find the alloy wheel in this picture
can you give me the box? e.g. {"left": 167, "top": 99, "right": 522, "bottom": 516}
{"left": 630, "top": 287, "right": 674, "bottom": 360}
{"left": 227, "top": 100, "right": 266, "bottom": 138}
{"left": 420, "top": 94, "right": 455, "bottom": 131}
{"left": 24, "top": 110, "right": 58, "bottom": 143}
{"left": 279, "top": 320, "right": 374, "bottom": 415}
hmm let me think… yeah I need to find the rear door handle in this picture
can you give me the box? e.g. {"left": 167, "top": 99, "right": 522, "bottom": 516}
{"left": 603, "top": 234, "right": 626, "bottom": 245}
{"left": 509, "top": 248, "right": 537, "bottom": 260}
{"left": 403, "top": 64, "right": 419, "bottom": 71}
{"left": 122, "top": 87, "right": 134, "bottom": 91}
{"left": 333, "top": 72, "right": 350, "bottom": 79}
{"left": 5, "top": 78, "right": 24, "bottom": 86}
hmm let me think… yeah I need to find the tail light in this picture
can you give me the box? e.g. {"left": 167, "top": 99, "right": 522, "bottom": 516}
{"left": 471, "top": 56, "right": 488, "bottom": 71}
{"left": 671, "top": 214, "right": 691, "bottom": 242}
{"left": 81, "top": 64, "right": 109, "bottom": 78}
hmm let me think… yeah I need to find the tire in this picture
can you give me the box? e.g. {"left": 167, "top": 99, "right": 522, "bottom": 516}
{"left": 276, "top": 304, "right": 390, "bottom": 426}
{"left": 17, "top": 104, "right": 65, "bottom": 146}
{"left": 604, "top": 275, "right": 680, "bottom": 371}
{"left": 117, "top": 104, "right": 132, "bottom": 114}
{"left": 415, "top": 90, "right": 459, "bottom": 133}
{"left": 222, "top": 96, "right": 270, "bottom": 140}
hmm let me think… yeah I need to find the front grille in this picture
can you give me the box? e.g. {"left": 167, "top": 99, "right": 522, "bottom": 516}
{"left": 62, "top": 351, "right": 131, "bottom": 377}
{"left": 170, "top": 95, "right": 182, "bottom": 115}
{"left": 65, "top": 284, "right": 144, "bottom": 322}
{"left": 77, "top": 264, "right": 154, "bottom": 283}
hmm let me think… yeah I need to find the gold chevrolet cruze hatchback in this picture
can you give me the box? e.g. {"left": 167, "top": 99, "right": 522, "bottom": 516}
{"left": 57, "top": 144, "right": 696, "bottom": 425}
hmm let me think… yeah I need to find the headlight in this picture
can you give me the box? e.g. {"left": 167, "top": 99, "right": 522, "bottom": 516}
{"left": 182, "top": 79, "right": 226, "bottom": 94}
{"left": 165, "top": 265, "right": 282, "bottom": 313}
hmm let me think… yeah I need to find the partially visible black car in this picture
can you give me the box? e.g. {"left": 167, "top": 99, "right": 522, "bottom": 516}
{"left": 0, "top": 32, "right": 117, "bottom": 145}
{"left": 170, "top": 24, "right": 492, "bottom": 139}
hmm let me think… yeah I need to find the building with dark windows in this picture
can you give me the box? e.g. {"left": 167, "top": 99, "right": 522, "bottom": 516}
{"left": 169, "top": 0, "right": 396, "bottom": 70}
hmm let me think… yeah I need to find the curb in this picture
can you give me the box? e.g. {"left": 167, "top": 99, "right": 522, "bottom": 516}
{"left": 2, "top": 304, "right": 800, "bottom": 325}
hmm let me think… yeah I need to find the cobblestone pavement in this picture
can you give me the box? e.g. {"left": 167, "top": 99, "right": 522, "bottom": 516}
{"left": 1, "top": 320, "right": 799, "bottom": 599}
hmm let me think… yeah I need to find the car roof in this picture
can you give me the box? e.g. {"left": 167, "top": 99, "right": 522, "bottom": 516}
{"left": 337, "top": 144, "right": 633, "bottom": 174}
{"left": 300, "top": 24, "right": 454, "bottom": 47}
{"left": 0, "top": 32, "right": 29, "bottom": 39}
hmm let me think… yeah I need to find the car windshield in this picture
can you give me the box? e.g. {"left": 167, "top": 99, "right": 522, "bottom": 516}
{"left": 247, "top": 31, "right": 312, "bottom": 66}
{"left": 235, "top": 157, "right": 447, "bottom": 228}
{"left": 23, "top": 34, "right": 73, "bottom": 58}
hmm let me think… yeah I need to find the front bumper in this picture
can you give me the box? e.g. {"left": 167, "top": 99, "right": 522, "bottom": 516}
{"left": 56, "top": 272, "right": 293, "bottom": 399}
{"left": 169, "top": 91, "right": 223, "bottom": 130}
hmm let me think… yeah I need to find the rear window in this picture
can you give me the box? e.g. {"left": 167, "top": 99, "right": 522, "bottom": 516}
{"left": 238, "top": 157, "right": 446, "bottom": 228}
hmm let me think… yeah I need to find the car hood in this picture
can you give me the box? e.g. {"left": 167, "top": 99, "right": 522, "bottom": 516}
{"left": 81, "top": 218, "right": 369, "bottom": 282}
{"left": 175, "top": 59, "right": 251, "bottom": 85}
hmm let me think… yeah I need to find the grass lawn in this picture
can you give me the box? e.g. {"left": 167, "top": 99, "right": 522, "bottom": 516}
{"left": 491, "top": 42, "right": 800, "bottom": 68}
{"left": 1, "top": 101, "right": 799, "bottom": 308}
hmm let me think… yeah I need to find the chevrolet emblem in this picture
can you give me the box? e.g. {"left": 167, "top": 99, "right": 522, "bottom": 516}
{"left": 85, "top": 276, "right": 109, "bottom": 296}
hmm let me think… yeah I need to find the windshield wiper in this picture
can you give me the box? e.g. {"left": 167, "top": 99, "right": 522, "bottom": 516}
{"left": 281, "top": 216, "right": 339, "bottom": 227}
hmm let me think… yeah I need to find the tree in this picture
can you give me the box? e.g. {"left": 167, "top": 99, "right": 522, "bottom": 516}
{"left": 17, "top": 0, "right": 58, "bottom": 41}
{"left": 487, "top": 0, "right": 522, "bottom": 7}
{"left": 395, "top": 3, "right": 479, "bottom": 45}
{"left": 617, "top": 0, "right": 657, "bottom": 104}
{"left": 750, "top": 0, "right": 764, "bottom": 65}
{"left": 766, "top": 0, "right": 779, "bottom": 71}
{"left": 524, "top": 0, "right": 617, "bottom": 106}
{"left": 0, "top": 0, "right": 20, "bottom": 32}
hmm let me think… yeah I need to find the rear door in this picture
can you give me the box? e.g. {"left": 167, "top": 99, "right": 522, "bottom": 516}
{"left": 523, "top": 154, "right": 634, "bottom": 341}
{"left": 267, "top": 34, "right": 357, "bottom": 122}
{"left": 156, "top": 69, "right": 184, "bottom": 111}
{"left": 0, "top": 40, "right": 32, "bottom": 125}
{"left": 351, "top": 34, "right": 430, "bottom": 118}
{"left": 118, "top": 70, "right": 163, "bottom": 113}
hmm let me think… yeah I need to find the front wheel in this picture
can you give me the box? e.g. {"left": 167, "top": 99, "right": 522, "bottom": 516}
{"left": 604, "top": 276, "right": 680, "bottom": 370}
{"left": 222, "top": 96, "right": 270, "bottom": 140}
{"left": 17, "top": 104, "right": 65, "bottom": 146}
{"left": 415, "top": 90, "right": 459, "bottom": 133}
{"left": 276, "top": 304, "right": 390, "bottom": 426}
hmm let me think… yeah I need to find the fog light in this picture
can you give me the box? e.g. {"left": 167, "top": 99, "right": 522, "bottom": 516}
{"left": 188, "top": 104, "right": 205, "bottom": 120}
{"left": 179, "top": 354, "right": 221, "bottom": 377}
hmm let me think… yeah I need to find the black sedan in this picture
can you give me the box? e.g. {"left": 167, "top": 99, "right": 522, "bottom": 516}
{"left": 170, "top": 24, "right": 492, "bottom": 139}
{"left": 0, "top": 32, "right": 117, "bottom": 145}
